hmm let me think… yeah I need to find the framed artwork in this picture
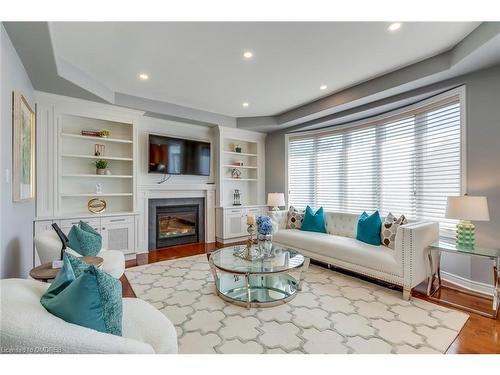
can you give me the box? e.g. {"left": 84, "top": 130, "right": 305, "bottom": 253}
{"left": 12, "top": 92, "right": 36, "bottom": 202}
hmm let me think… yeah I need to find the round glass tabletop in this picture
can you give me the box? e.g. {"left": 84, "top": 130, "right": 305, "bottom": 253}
{"left": 210, "top": 244, "right": 305, "bottom": 275}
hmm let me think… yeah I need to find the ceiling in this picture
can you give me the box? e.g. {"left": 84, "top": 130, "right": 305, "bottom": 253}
{"left": 48, "top": 22, "right": 480, "bottom": 117}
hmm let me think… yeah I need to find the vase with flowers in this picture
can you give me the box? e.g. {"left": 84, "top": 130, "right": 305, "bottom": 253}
{"left": 256, "top": 215, "right": 273, "bottom": 254}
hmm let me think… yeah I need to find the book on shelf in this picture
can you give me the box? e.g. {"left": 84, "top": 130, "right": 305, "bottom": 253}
{"left": 81, "top": 130, "right": 101, "bottom": 137}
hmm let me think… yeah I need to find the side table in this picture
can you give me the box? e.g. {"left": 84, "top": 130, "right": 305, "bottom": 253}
{"left": 426, "top": 241, "right": 499, "bottom": 319}
{"left": 30, "top": 256, "right": 104, "bottom": 282}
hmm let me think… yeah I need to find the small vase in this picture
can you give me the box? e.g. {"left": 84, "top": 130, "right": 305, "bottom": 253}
{"left": 96, "top": 168, "right": 106, "bottom": 175}
{"left": 258, "top": 234, "right": 273, "bottom": 255}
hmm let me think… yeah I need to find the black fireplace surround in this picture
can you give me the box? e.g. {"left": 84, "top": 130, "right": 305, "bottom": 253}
{"left": 148, "top": 198, "right": 205, "bottom": 250}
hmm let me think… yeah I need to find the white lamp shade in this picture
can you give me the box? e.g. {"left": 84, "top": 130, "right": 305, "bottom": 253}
{"left": 445, "top": 196, "right": 490, "bottom": 221}
{"left": 267, "top": 193, "right": 285, "bottom": 207}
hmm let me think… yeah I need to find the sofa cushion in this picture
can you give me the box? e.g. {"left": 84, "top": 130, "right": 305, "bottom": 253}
{"left": 381, "top": 213, "right": 408, "bottom": 249}
{"left": 356, "top": 211, "right": 382, "bottom": 246}
{"left": 301, "top": 206, "right": 327, "bottom": 233}
{"left": 286, "top": 206, "right": 304, "bottom": 230}
{"left": 325, "top": 212, "right": 359, "bottom": 238}
{"left": 273, "top": 229, "right": 401, "bottom": 276}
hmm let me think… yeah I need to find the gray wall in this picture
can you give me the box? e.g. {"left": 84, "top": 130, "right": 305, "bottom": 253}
{"left": 1, "top": 25, "right": 36, "bottom": 278}
{"left": 265, "top": 64, "right": 500, "bottom": 285}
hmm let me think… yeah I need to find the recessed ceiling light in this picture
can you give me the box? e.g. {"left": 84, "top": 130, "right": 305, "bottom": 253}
{"left": 320, "top": 84, "right": 327, "bottom": 90}
{"left": 242, "top": 102, "right": 249, "bottom": 107}
{"left": 243, "top": 51, "right": 253, "bottom": 59}
{"left": 388, "top": 22, "right": 402, "bottom": 32}
{"left": 139, "top": 73, "right": 149, "bottom": 80}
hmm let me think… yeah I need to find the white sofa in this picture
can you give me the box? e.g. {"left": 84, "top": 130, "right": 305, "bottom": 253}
{"left": 0, "top": 278, "right": 178, "bottom": 354}
{"left": 269, "top": 210, "right": 439, "bottom": 300}
{"left": 34, "top": 230, "right": 125, "bottom": 279}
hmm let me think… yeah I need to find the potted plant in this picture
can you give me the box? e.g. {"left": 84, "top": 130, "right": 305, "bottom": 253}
{"left": 95, "top": 159, "right": 108, "bottom": 175}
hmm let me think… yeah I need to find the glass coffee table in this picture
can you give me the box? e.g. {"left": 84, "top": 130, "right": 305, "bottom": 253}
{"left": 208, "top": 244, "right": 309, "bottom": 308}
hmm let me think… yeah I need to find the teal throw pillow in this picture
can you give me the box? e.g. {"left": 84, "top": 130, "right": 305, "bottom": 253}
{"left": 41, "top": 264, "right": 123, "bottom": 336}
{"left": 67, "top": 220, "right": 102, "bottom": 256}
{"left": 356, "top": 211, "right": 382, "bottom": 246}
{"left": 301, "top": 206, "right": 327, "bottom": 233}
{"left": 41, "top": 254, "right": 76, "bottom": 301}
{"left": 65, "top": 252, "right": 91, "bottom": 277}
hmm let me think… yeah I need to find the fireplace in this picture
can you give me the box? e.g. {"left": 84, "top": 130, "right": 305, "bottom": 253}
{"left": 148, "top": 198, "right": 205, "bottom": 250}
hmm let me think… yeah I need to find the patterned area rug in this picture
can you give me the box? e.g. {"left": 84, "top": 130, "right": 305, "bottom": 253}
{"left": 125, "top": 254, "right": 468, "bottom": 354}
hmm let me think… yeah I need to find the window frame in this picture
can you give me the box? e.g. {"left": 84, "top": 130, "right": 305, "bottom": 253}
{"left": 285, "top": 86, "right": 467, "bottom": 238}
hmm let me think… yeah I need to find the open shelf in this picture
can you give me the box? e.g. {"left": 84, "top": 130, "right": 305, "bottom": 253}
{"left": 224, "top": 178, "right": 257, "bottom": 181}
{"left": 61, "top": 154, "right": 133, "bottom": 161}
{"left": 62, "top": 174, "right": 133, "bottom": 178}
{"left": 223, "top": 165, "right": 257, "bottom": 169}
{"left": 61, "top": 133, "right": 133, "bottom": 144}
{"left": 224, "top": 151, "right": 257, "bottom": 157}
{"left": 61, "top": 193, "right": 133, "bottom": 197}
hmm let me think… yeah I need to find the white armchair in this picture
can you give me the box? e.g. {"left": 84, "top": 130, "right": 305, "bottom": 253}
{"left": 34, "top": 230, "right": 125, "bottom": 279}
{"left": 0, "top": 278, "right": 178, "bottom": 353}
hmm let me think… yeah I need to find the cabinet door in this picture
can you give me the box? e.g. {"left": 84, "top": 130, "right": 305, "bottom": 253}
{"left": 101, "top": 219, "right": 135, "bottom": 254}
{"left": 224, "top": 209, "right": 245, "bottom": 238}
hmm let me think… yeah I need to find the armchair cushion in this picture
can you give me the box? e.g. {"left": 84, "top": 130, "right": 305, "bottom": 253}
{"left": 64, "top": 247, "right": 125, "bottom": 279}
{"left": 40, "top": 258, "right": 123, "bottom": 336}
{"left": 67, "top": 221, "right": 102, "bottom": 257}
{"left": 1, "top": 279, "right": 177, "bottom": 353}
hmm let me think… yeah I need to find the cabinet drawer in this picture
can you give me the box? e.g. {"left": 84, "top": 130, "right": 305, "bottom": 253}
{"left": 101, "top": 216, "right": 134, "bottom": 226}
{"left": 225, "top": 209, "right": 243, "bottom": 215}
{"left": 246, "top": 207, "right": 262, "bottom": 214}
{"left": 60, "top": 218, "right": 100, "bottom": 228}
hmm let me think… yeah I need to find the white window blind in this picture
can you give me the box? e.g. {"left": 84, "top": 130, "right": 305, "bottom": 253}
{"left": 288, "top": 95, "right": 462, "bottom": 236}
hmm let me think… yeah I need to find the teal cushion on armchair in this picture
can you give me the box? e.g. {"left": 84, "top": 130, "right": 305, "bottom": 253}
{"left": 67, "top": 220, "right": 102, "bottom": 257}
{"left": 356, "top": 211, "right": 382, "bottom": 246}
{"left": 301, "top": 206, "right": 327, "bottom": 233}
{"left": 40, "top": 254, "right": 123, "bottom": 336}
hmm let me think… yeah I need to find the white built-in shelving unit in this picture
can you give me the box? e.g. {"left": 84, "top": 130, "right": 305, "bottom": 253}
{"left": 58, "top": 114, "right": 135, "bottom": 216}
{"left": 34, "top": 93, "right": 144, "bottom": 261}
{"left": 214, "top": 126, "right": 267, "bottom": 243}
{"left": 221, "top": 137, "right": 259, "bottom": 206}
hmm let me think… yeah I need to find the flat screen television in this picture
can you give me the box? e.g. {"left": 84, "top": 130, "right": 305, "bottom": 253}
{"left": 148, "top": 134, "right": 211, "bottom": 176}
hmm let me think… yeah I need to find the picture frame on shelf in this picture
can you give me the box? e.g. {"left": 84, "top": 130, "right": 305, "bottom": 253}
{"left": 12, "top": 92, "right": 36, "bottom": 202}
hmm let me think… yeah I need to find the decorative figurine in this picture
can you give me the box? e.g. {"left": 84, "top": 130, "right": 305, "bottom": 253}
{"left": 94, "top": 144, "right": 105, "bottom": 156}
{"left": 234, "top": 144, "right": 242, "bottom": 153}
{"left": 95, "top": 183, "right": 102, "bottom": 194}
{"left": 231, "top": 168, "right": 242, "bottom": 179}
{"left": 233, "top": 189, "right": 241, "bottom": 206}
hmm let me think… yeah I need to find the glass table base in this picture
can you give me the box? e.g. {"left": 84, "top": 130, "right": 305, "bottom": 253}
{"left": 215, "top": 273, "right": 299, "bottom": 308}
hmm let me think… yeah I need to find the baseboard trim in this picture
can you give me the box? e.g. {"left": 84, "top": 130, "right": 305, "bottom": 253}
{"left": 440, "top": 271, "right": 494, "bottom": 296}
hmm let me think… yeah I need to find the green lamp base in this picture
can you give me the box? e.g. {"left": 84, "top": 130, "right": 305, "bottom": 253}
{"left": 456, "top": 220, "right": 475, "bottom": 249}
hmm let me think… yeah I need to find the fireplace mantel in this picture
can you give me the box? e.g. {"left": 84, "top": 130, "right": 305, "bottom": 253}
{"left": 136, "top": 185, "right": 216, "bottom": 253}
{"left": 148, "top": 198, "right": 205, "bottom": 250}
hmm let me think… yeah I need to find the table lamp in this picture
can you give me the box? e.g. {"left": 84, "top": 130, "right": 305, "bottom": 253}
{"left": 445, "top": 195, "right": 490, "bottom": 248}
{"left": 267, "top": 193, "right": 285, "bottom": 211}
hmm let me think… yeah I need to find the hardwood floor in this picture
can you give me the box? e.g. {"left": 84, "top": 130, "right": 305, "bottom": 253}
{"left": 120, "top": 242, "right": 500, "bottom": 354}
